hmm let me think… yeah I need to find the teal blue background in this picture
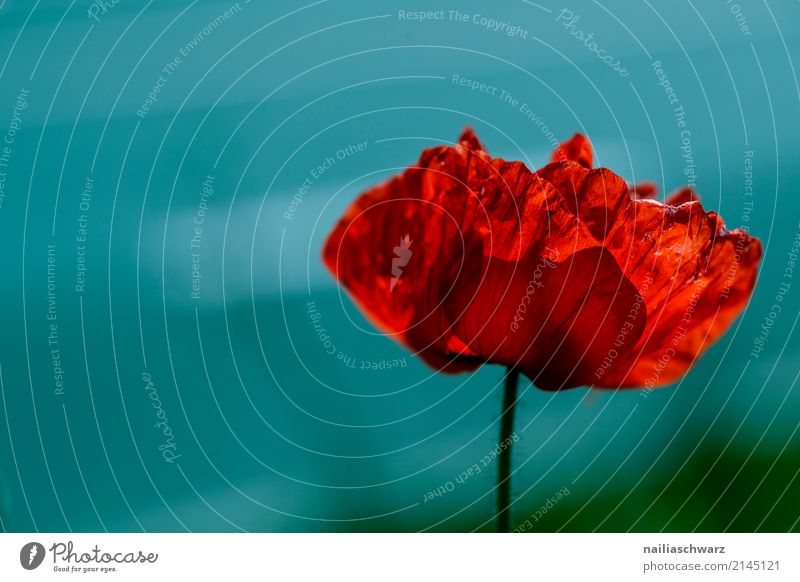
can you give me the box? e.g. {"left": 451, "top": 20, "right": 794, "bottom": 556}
{"left": 0, "top": 0, "right": 799, "bottom": 532}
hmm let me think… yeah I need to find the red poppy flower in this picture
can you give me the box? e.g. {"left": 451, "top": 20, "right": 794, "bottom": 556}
{"left": 323, "top": 128, "right": 761, "bottom": 391}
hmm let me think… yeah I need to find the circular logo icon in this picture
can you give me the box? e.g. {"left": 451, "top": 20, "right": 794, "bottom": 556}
{"left": 20, "top": 542, "right": 46, "bottom": 570}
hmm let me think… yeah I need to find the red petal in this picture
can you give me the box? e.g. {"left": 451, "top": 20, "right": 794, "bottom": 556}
{"left": 445, "top": 246, "right": 645, "bottom": 390}
{"left": 599, "top": 217, "right": 761, "bottom": 388}
{"left": 536, "top": 162, "right": 761, "bottom": 388}
{"left": 551, "top": 133, "right": 593, "bottom": 168}
{"left": 665, "top": 186, "right": 699, "bottom": 206}
{"left": 324, "top": 129, "right": 599, "bottom": 375}
{"left": 629, "top": 182, "right": 658, "bottom": 200}
{"left": 458, "top": 126, "right": 485, "bottom": 152}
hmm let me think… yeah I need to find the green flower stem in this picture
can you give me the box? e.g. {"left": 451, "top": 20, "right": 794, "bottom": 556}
{"left": 497, "top": 367, "right": 519, "bottom": 533}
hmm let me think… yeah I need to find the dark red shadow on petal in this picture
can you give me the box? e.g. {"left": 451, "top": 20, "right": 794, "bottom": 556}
{"left": 442, "top": 246, "right": 645, "bottom": 390}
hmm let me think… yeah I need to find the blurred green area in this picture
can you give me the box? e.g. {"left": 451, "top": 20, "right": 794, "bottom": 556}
{"left": 531, "top": 445, "right": 800, "bottom": 533}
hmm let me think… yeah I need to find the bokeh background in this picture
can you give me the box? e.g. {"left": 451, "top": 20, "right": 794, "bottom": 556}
{"left": 0, "top": 0, "right": 799, "bottom": 532}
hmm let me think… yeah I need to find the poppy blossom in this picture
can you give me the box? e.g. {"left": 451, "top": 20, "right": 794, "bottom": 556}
{"left": 323, "top": 128, "right": 761, "bottom": 391}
